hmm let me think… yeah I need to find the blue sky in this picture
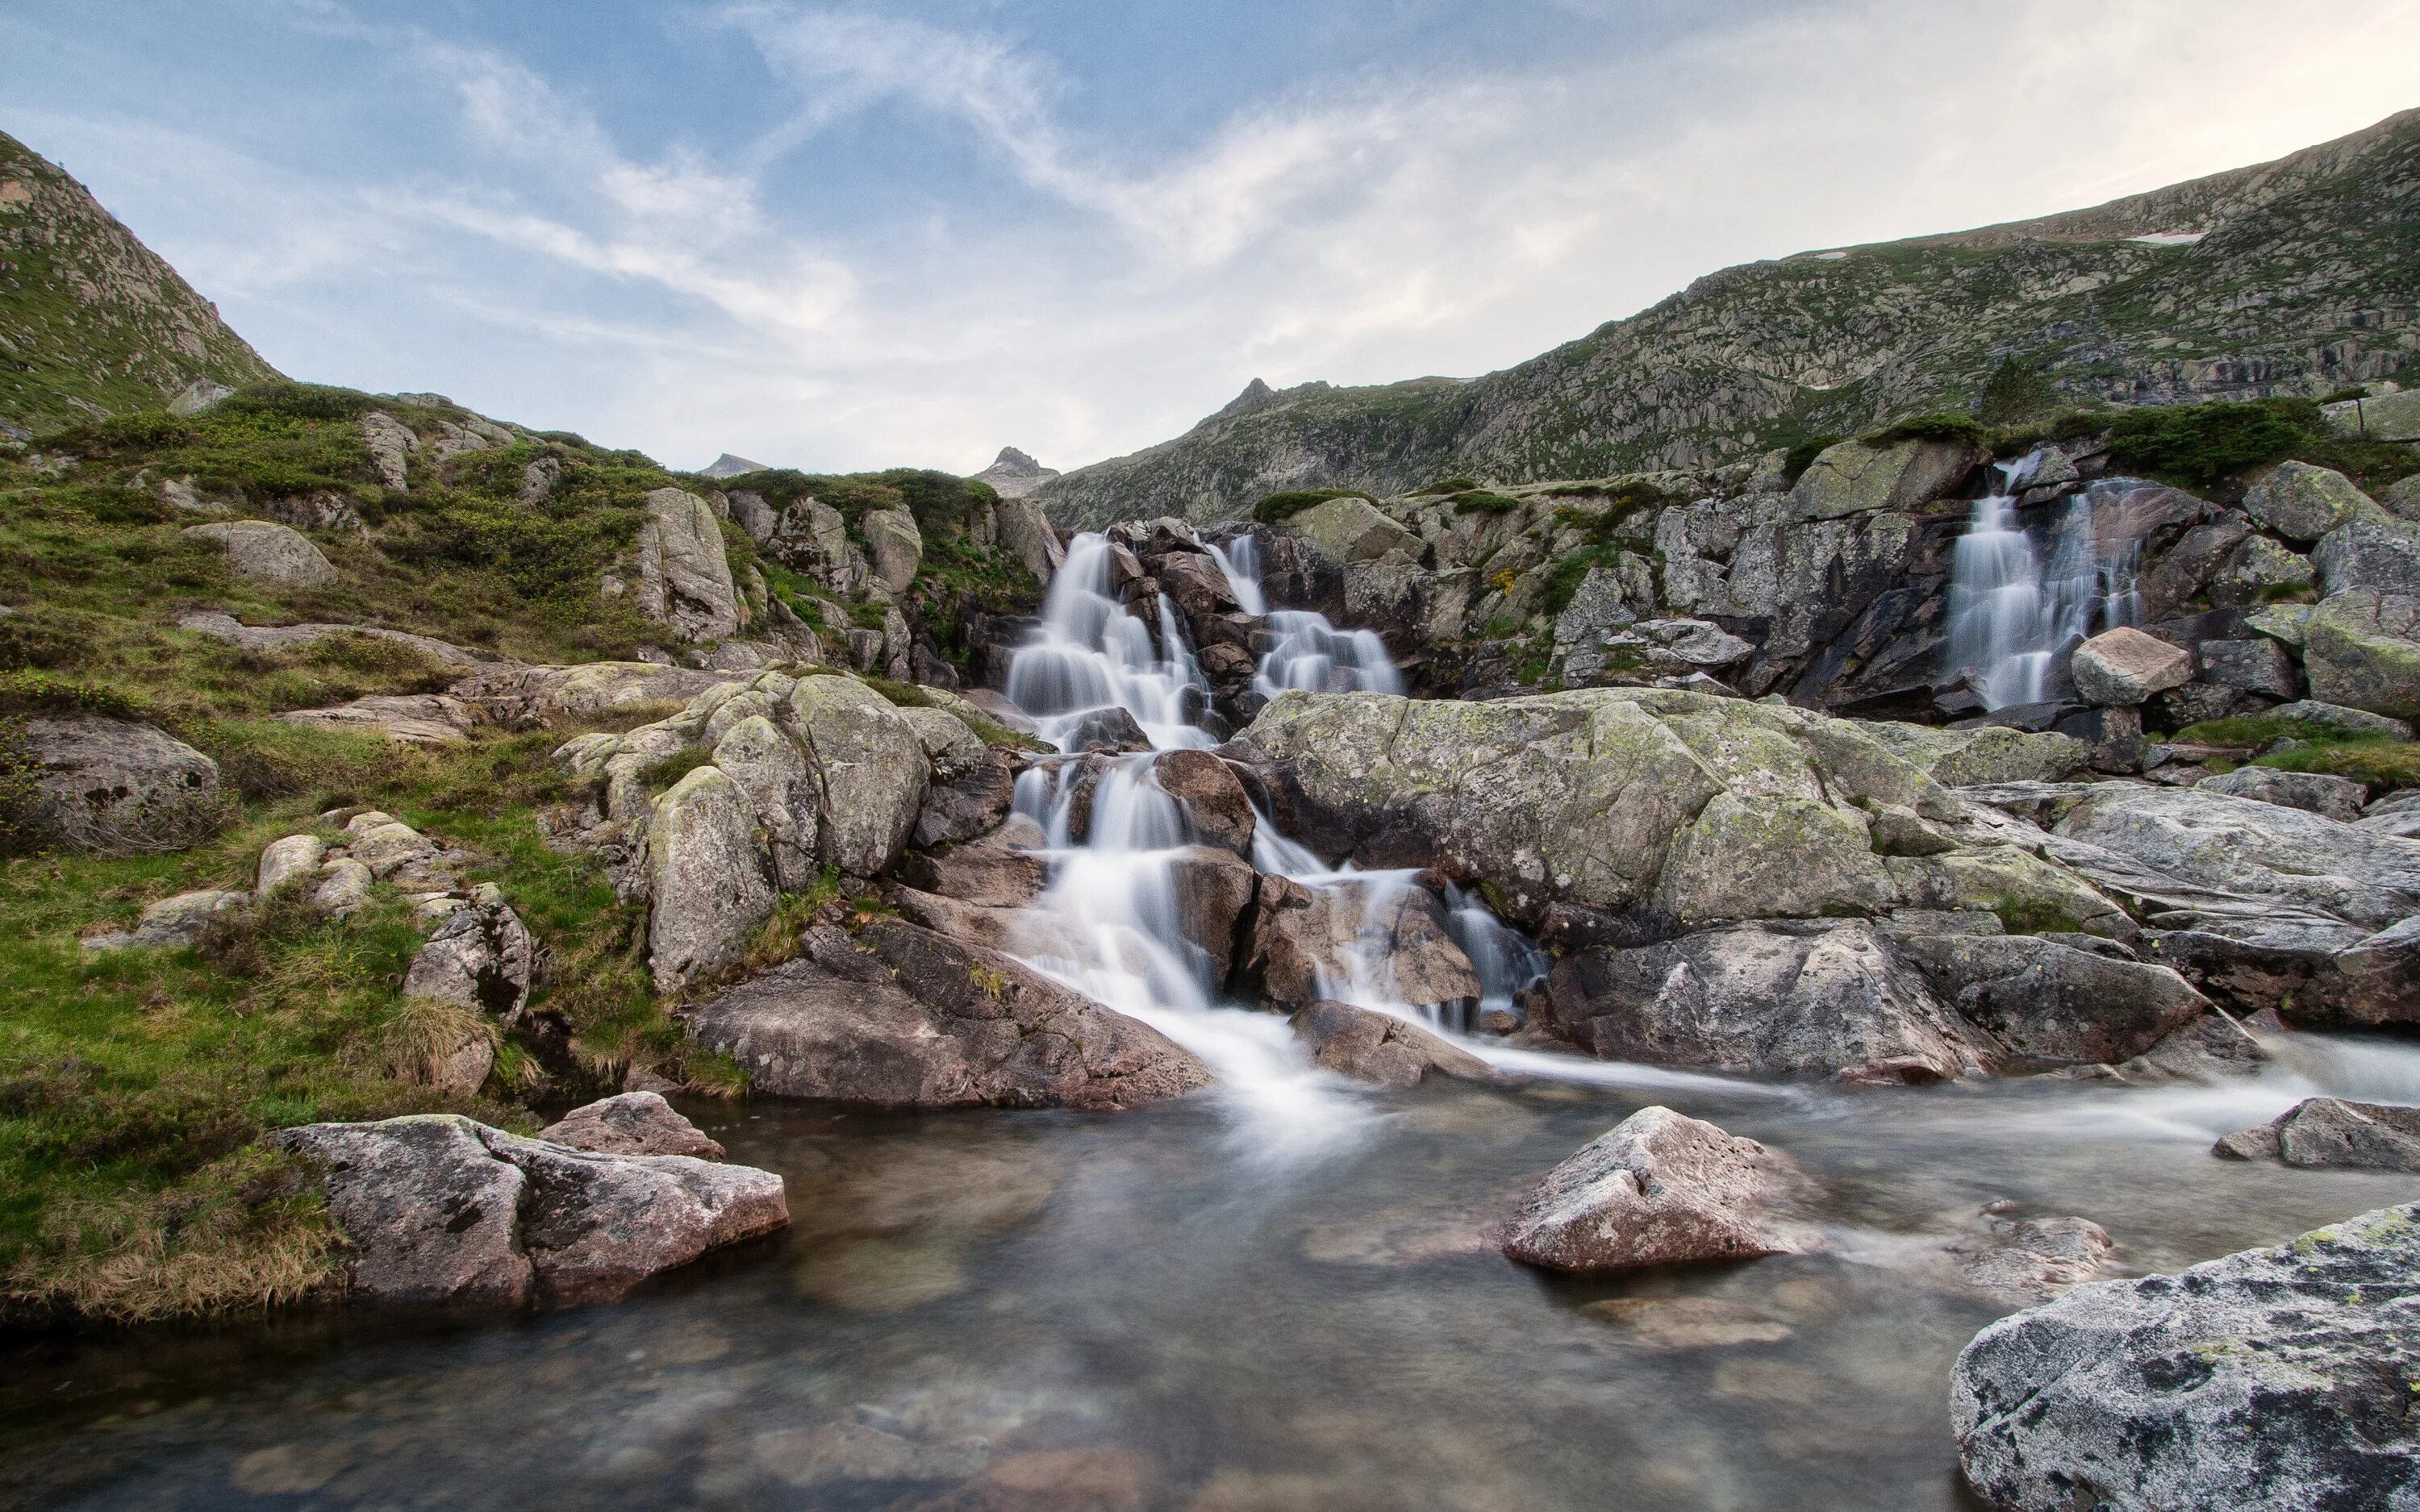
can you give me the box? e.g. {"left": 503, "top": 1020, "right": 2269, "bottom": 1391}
{"left": 6, "top": 1, "right": 2417, "bottom": 475}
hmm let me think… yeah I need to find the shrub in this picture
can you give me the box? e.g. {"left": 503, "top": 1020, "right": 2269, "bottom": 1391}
{"left": 2104, "top": 400, "right": 2314, "bottom": 488}
{"left": 1976, "top": 356, "right": 2059, "bottom": 427}
{"left": 1865, "top": 411, "right": 1991, "bottom": 449}
{"left": 220, "top": 382, "right": 382, "bottom": 423}
{"left": 1450, "top": 490, "right": 1522, "bottom": 515}
{"left": 0, "top": 670, "right": 144, "bottom": 720}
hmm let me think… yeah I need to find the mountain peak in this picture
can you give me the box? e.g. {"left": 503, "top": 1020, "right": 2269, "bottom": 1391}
{"left": 700, "top": 452, "right": 770, "bottom": 479}
{"left": 970, "top": 445, "right": 1060, "bottom": 498}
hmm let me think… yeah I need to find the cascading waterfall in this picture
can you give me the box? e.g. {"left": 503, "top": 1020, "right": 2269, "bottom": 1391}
{"left": 1943, "top": 456, "right": 2144, "bottom": 709}
{"left": 997, "top": 529, "right": 1565, "bottom": 1146}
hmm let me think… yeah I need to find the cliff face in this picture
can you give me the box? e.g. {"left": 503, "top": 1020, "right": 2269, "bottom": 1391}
{"left": 0, "top": 129, "right": 280, "bottom": 436}
{"left": 1041, "top": 108, "right": 2420, "bottom": 531}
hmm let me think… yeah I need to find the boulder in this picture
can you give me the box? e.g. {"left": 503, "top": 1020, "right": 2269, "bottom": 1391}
{"left": 360, "top": 412, "right": 414, "bottom": 492}
{"left": 2322, "top": 388, "right": 2420, "bottom": 444}
{"left": 276, "top": 693, "right": 483, "bottom": 744}
{"left": 1786, "top": 436, "right": 1982, "bottom": 521}
{"left": 632, "top": 487, "right": 743, "bottom": 642}
{"left": 2213, "top": 1097, "right": 2420, "bottom": 1170}
{"left": 682, "top": 920, "right": 1212, "bottom": 1109}
{"left": 2209, "top": 535, "right": 2315, "bottom": 603}
{"left": 2301, "top": 589, "right": 2420, "bottom": 719}
{"left": 402, "top": 888, "right": 534, "bottom": 1023}
{"left": 910, "top": 749, "right": 1016, "bottom": 850}
{"left": 1154, "top": 749, "right": 1257, "bottom": 856}
{"left": 709, "top": 714, "right": 821, "bottom": 891}
{"left": 2316, "top": 518, "right": 2420, "bottom": 598}
{"left": 311, "top": 857, "right": 373, "bottom": 916}
{"left": 645, "top": 767, "right": 778, "bottom": 992}
{"left": 255, "top": 833, "right": 326, "bottom": 894}
{"left": 2267, "top": 698, "right": 2414, "bottom": 740}
{"left": 277, "top": 1114, "right": 787, "bottom": 1307}
{"left": 993, "top": 495, "right": 1065, "bottom": 581}
{"left": 1164, "top": 844, "right": 1259, "bottom": 977}
{"left": 2239, "top": 460, "right": 2384, "bottom": 544}
{"left": 1283, "top": 495, "right": 1421, "bottom": 565}
{"left": 343, "top": 810, "right": 458, "bottom": 890}
{"left": 1951, "top": 1202, "right": 2420, "bottom": 1512}
{"left": 1242, "top": 875, "right": 1480, "bottom": 1010}
{"left": 2068, "top": 627, "right": 2193, "bottom": 706}
{"left": 81, "top": 888, "right": 247, "bottom": 952}
{"left": 1491, "top": 1107, "right": 1822, "bottom": 1272}
{"left": 21, "top": 716, "right": 221, "bottom": 853}
{"left": 1061, "top": 705, "right": 1152, "bottom": 752}
{"left": 859, "top": 506, "right": 924, "bottom": 595}
{"left": 1896, "top": 933, "right": 2210, "bottom": 1065}
{"left": 538, "top": 1091, "right": 725, "bottom": 1160}
{"left": 1543, "top": 921, "right": 1995, "bottom": 1084}
{"left": 181, "top": 520, "right": 336, "bottom": 588}
{"left": 2054, "top": 783, "right": 2420, "bottom": 930}
{"left": 787, "top": 675, "right": 928, "bottom": 875}
{"left": 2197, "top": 766, "right": 2367, "bottom": 823}
{"left": 1290, "top": 999, "right": 1498, "bottom": 1089}
{"left": 2193, "top": 636, "right": 2298, "bottom": 699}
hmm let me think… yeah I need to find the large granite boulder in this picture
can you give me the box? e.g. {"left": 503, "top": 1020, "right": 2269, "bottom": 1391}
{"left": 645, "top": 766, "right": 778, "bottom": 992}
{"left": 19, "top": 716, "right": 222, "bottom": 853}
{"left": 1283, "top": 495, "right": 1421, "bottom": 565}
{"left": 1290, "top": 999, "right": 1499, "bottom": 1089}
{"left": 2301, "top": 589, "right": 2420, "bottom": 719}
{"left": 1492, "top": 1107, "right": 1822, "bottom": 1272}
{"left": 1154, "top": 749, "right": 1257, "bottom": 856}
{"left": 181, "top": 520, "right": 336, "bottom": 587}
{"left": 2213, "top": 1097, "right": 2420, "bottom": 1170}
{"left": 1542, "top": 920, "right": 1995, "bottom": 1084}
{"left": 682, "top": 920, "right": 1211, "bottom": 1110}
{"left": 992, "top": 494, "right": 1064, "bottom": 581}
{"left": 1951, "top": 1203, "right": 2420, "bottom": 1512}
{"left": 537, "top": 1091, "right": 726, "bottom": 1160}
{"left": 1895, "top": 933, "right": 2210, "bottom": 1066}
{"left": 859, "top": 506, "right": 924, "bottom": 594}
{"left": 788, "top": 676, "right": 928, "bottom": 877}
{"left": 2069, "top": 627, "right": 2193, "bottom": 706}
{"left": 277, "top": 1113, "right": 787, "bottom": 1307}
{"left": 1785, "top": 436, "right": 1983, "bottom": 521}
{"left": 80, "top": 888, "right": 248, "bottom": 952}
{"left": 709, "top": 713, "right": 821, "bottom": 891}
{"left": 2240, "top": 460, "right": 2385, "bottom": 544}
{"left": 402, "top": 887, "right": 534, "bottom": 1023}
{"left": 1241, "top": 874, "right": 1480, "bottom": 1010}
{"left": 632, "top": 487, "right": 743, "bottom": 642}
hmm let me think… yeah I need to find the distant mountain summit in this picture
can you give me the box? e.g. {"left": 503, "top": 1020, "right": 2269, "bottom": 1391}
{"left": 1039, "top": 106, "right": 2420, "bottom": 529}
{"left": 968, "top": 445, "right": 1060, "bottom": 498}
{"left": 0, "top": 129, "right": 279, "bottom": 437}
{"left": 700, "top": 452, "right": 770, "bottom": 479}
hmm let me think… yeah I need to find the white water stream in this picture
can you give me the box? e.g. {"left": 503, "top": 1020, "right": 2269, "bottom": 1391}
{"left": 1942, "top": 459, "right": 2145, "bottom": 710}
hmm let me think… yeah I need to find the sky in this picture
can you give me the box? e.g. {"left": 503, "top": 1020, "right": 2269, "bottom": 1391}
{"left": 6, "top": 2, "right": 2418, "bottom": 477}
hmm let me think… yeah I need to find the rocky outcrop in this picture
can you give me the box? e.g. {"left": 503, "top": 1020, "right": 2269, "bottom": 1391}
{"left": 175, "top": 610, "right": 503, "bottom": 669}
{"left": 682, "top": 920, "right": 1210, "bottom": 1110}
{"left": 277, "top": 1113, "right": 787, "bottom": 1308}
{"left": 859, "top": 506, "right": 924, "bottom": 595}
{"left": 181, "top": 520, "right": 336, "bottom": 588}
{"left": 645, "top": 766, "right": 778, "bottom": 992}
{"left": 2196, "top": 765, "right": 2366, "bottom": 822}
{"left": 455, "top": 661, "right": 752, "bottom": 724}
{"left": 629, "top": 487, "right": 743, "bottom": 642}
{"left": 20, "top": 716, "right": 222, "bottom": 852}
{"left": 2214, "top": 1098, "right": 2420, "bottom": 1170}
{"left": 2240, "top": 460, "right": 2385, "bottom": 544}
{"left": 1289, "top": 999, "right": 1498, "bottom": 1089}
{"left": 537, "top": 1092, "right": 725, "bottom": 1160}
{"left": 80, "top": 888, "right": 246, "bottom": 952}
{"left": 1895, "top": 933, "right": 2210, "bottom": 1066}
{"left": 277, "top": 693, "right": 483, "bottom": 744}
{"left": 968, "top": 445, "right": 1060, "bottom": 500}
{"left": 403, "top": 886, "right": 534, "bottom": 1023}
{"left": 1492, "top": 1106, "right": 1822, "bottom": 1272}
{"left": 1951, "top": 1202, "right": 2420, "bottom": 1512}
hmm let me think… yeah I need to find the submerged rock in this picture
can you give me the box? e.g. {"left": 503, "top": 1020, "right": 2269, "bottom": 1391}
{"left": 2214, "top": 1097, "right": 2420, "bottom": 1170}
{"left": 1492, "top": 1106, "right": 1822, "bottom": 1272}
{"left": 683, "top": 919, "right": 1210, "bottom": 1110}
{"left": 277, "top": 1113, "right": 787, "bottom": 1308}
{"left": 1944, "top": 1206, "right": 2118, "bottom": 1302}
{"left": 1951, "top": 1202, "right": 2420, "bottom": 1512}
{"left": 1290, "top": 999, "right": 1498, "bottom": 1089}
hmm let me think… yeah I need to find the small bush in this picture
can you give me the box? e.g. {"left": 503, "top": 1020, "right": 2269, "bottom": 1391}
{"left": 0, "top": 669, "right": 144, "bottom": 720}
{"left": 1865, "top": 412, "right": 1990, "bottom": 449}
{"left": 220, "top": 382, "right": 382, "bottom": 423}
{"left": 1450, "top": 490, "right": 1522, "bottom": 515}
{"left": 1976, "top": 356, "right": 2059, "bottom": 427}
{"left": 1253, "top": 488, "right": 1372, "bottom": 524}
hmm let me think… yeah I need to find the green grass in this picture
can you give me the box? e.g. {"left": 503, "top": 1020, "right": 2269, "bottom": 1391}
{"left": 2175, "top": 714, "right": 2420, "bottom": 797}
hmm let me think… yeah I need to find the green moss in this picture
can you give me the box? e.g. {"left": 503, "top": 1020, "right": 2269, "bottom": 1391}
{"left": 1991, "top": 898, "right": 2084, "bottom": 937}
{"left": 1450, "top": 490, "right": 1522, "bottom": 515}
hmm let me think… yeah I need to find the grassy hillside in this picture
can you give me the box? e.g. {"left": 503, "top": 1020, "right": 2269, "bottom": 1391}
{"left": 1041, "top": 106, "right": 2420, "bottom": 528}
{"left": 0, "top": 131, "right": 280, "bottom": 437}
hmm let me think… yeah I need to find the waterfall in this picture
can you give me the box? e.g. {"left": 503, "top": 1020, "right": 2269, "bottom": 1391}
{"left": 1210, "top": 535, "right": 1404, "bottom": 700}
{"left": 1004, "top": 534, "right": 1216, "bottom": 752}
{"left": 1943, "top": 458, "right": 2144, "bottom": 710}
{"left": 1446, "top": 884, "right": 1550, "bottom": 1031}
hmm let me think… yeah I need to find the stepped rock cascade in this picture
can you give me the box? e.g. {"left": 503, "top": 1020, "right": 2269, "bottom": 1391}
{"left": 1215, "top": 535, "right": 1403, "bottom": 701}
{"left": 1944, "top": 459, "right": 2146, "bottom": 709}
{"left": 1004, "top": 533, "right": 1216, "bottom": 752}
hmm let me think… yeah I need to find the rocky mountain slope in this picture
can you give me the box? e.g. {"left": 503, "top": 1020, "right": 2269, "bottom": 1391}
{"left": 1041, "top": 107, "right": 2420, "bottom": 529}
{"left": 0, "top": 129, "right": 279, "bottom": 438}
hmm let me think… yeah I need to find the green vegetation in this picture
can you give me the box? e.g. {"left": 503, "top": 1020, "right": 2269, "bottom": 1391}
{"left": 2101, "top": 397, "right": 2420, "bottom": 493}
{"left": 1449, "top": 489, "right": 1522, "bottom": 515}
{"left": 2175, "top": 714, "right": 2420, "bottom": 798}
{"left": 1781, "top": 434, "right": 1844, "bottom": 486}
{"left": 1410, "top": 477, "right": 1479, "bottom": 496}
{"left": 1252, "top": 487, "right": 1375, "bottom": 524}
{"left": 1863, "top": 412, "right": 1991, "bottom": 450}
{"left": 1976, "top": 356, "right": 2060, "bottom": 427}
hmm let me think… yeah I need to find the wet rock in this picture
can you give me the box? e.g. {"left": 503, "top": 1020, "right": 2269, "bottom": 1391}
{"left": 1951, "top": 1202, "right": 2420, "bottom": 1512}
{"left": 1896, "top": 933, "right": 2210, "bottom": 1065}
{"left": 683, "top": 918, "right": 1211, "bottom": 1109}
{"left": 2241, "top": 460, "right": 2385, "bottom": 544}
{"left": 2108, "top": 1009, "right": 2270, "bottom": 1082}
{"left": 1154, "top": 749, "right": 1257, "bottom": 856}
{"left": 1492, "top": 1106, "right": 1823, "bottom": 1272}
{"left": 645, "top": 766, "right": 778, "bottom": 992}
{"left": 276, "top": 693, "right": 482, "bottom": 744}
{"left": 1945, "top": 1206, "right": 2118, "bottom": 1302}
{"left": 2069, "top": 627, "right": 2193, "bottom": 706}
{"left": 1242, "top": 876, "right": 1479, "bottom": 1010}
{"left": 81, "top": 888, "right": 247, "bottom": 952}
{"left": 1062, "top": 705, "right": 1152, "bottom": 753}
{"left": 2197, "top": 765, "right": 2367, "bottom": 823}
{"left": 899, "top": 826, "right": 1047, "bottom": 908}
{"left": 632, "top": 487, "right": 744, "bottom": 642}
{"left": 788, "top": 674, "right": 928, "bottom": 876}
{"left": 21, "top": 715, "right": 222, "bottom": 853}
{"left": 2213, "top": 1097, "right": 2420, "bottom": 1170}
{"left": 538, "top": 1091, "right": 725, "bottom": 1160}
{"left": 402, "top": 887, "right": 533, "bottom": 1023}
{"left": 1166, "top": 844, "right": 1258, "bottom": 977}
{"left": 278, "top": 1113, "right": 787, "bottom": 1307}
{"left": 1542, "top": 921, "right": 1993, "bottom": 1083}
{"left": 181, "top": 520, "right": 336, "bottom": 588}
{"left": 1290, "top": 999, "right": 1499, "bottom": 1089}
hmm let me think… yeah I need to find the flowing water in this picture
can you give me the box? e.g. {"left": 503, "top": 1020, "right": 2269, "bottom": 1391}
{"left": 10, "top": 531, "right": 2417, "bottom": 1511}
{"left": 1942, "top": 461, "right": 2144, "bottom": 710}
